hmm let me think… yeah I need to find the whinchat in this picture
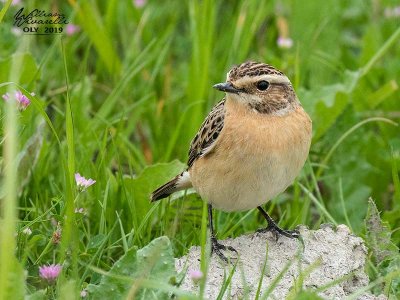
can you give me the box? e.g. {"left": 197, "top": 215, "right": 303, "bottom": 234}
{"left": 151, "top": 61, "right": 312, "bottom": 262}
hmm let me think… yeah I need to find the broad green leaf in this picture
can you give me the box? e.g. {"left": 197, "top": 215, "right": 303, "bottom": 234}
{"left": 25, "top": 290, "right": 46, "bottom": 300}
{"left": 87, "top": 234, "right": 106, "bottom": 251}
{"left": 59, "top": 280, "right": 78, "bottom": 300}
{"left": 313, "top": 91, "right": 349, "bottom": 141}
{"left": 300, "top": 70, "right": 360, "bottom": 141}
{"left": 87, "top": 236, "right": 176, "bottom": 299}
{"left": 124, "top": 160, "right": 186, "bottom": 228}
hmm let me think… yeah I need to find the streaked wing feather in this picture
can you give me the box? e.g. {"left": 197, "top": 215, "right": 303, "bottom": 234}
{"left": 188, "top": 99, "right": 226, "bottom": 167}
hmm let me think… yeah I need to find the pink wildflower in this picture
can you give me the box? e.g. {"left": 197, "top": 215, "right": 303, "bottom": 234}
{"left": 75, "top": 173, "right": 96, "bottom": 190}
{"left": 39, "top": 264, "right": 62, "bottom": 283}
{"left": 277, "top": 36, "right": 293, "bottom": 49}
{"left": 80, "top": 289, "right": 88, "bottom": 298}
{"left": 15, "top": 91, "right": 30, "bottom": 109}
{"left": 133, "top": 0, "right": 146, "bottom": 8}
{"left": 0, "top": 0, "right": 21, "bottom": 5}
{"left": 2, "top": 90, "right": 34, "bottom": 110}
{"left": 188, "top": 269, "right": 203, "bottom": 284}
{"left": 2, "top": 93, "right": 10, "bottom": 101}
{"left": 66, "top": 24, "right": 80, "bottom": 36}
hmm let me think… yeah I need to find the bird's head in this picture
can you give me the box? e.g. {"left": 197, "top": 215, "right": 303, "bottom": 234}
{"left": 213, "top": 61, "right": 299, "bottom": 115}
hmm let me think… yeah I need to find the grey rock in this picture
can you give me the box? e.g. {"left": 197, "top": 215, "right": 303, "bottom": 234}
{"left": 175, "top": 225, "right": 385, "bottom": 299}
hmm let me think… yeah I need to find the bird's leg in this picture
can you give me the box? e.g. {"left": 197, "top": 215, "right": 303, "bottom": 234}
{"left": 257, "top": 206, "right": 300, "bottom": 240}
{"left": 208, "top": 204, "right": 237, "bottom": 262}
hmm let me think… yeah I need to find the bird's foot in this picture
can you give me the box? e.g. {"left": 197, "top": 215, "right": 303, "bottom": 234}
{"left": 257, "top": 223, "right": 300, "bottom": 241}
{"left": 211, "top": 237, "right": 237, "bottom": 263}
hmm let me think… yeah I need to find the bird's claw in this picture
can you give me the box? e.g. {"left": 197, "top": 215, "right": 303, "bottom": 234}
{"left": 211, "top": 237, "right": 237, "bottom": 263}
{"left": 257, "top": 225, "right": 300, "bottom": 241}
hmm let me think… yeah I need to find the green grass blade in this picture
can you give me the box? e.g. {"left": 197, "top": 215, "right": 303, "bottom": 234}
{"left": 361, "top": 27, "right": 400, "bottom": 76}
{"left": 298, "top": 182, "right": 338, "bottom": 225}
{"left": 69, "top": 0, "right": 121, "bottom": 74}
{"left": 0, "top": 0, "right": 11, "bottom": 23}
{"left": 58, "top": 41, "right": 78, "bottom": 290}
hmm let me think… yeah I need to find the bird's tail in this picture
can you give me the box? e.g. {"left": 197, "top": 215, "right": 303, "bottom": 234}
{"left": 150, "top": 171, "right": 192, "bottom": 202}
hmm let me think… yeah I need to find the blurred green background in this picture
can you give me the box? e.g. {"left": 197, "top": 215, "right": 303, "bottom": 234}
{"left": 0, "top": 0, "right": 399, "bottom": 298}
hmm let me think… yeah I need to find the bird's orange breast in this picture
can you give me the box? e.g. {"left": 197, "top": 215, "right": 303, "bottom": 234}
{"left": 190, "top": 99, "right": 312, "bottom": 212}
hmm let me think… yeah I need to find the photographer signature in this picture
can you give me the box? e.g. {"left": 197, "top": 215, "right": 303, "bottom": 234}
{"left": 14, "top": 8, "right": 68, "bottom": 27}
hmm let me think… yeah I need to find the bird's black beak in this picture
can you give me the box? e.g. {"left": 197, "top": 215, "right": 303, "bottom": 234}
{"left": 213, "top": 82, "right": 242, "bottom": 94}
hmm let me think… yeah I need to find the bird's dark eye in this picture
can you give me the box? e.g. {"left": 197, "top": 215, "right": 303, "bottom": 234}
{"left": 256, "top": 80, "right": 269, "bottom": 91}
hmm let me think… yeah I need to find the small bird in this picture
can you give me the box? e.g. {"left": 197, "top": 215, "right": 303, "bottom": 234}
{"left": 151, "top": 61, "right": 312, "bottom": 262}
